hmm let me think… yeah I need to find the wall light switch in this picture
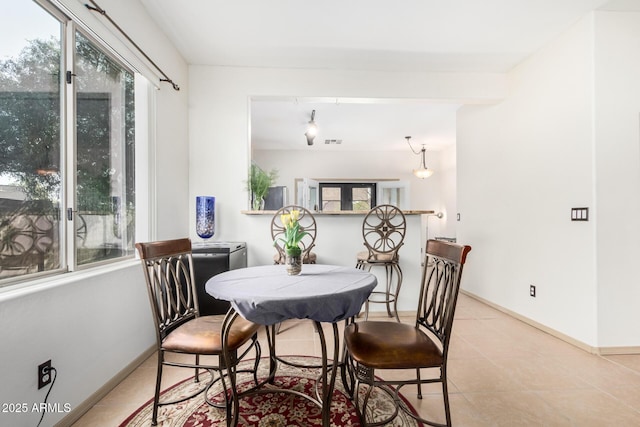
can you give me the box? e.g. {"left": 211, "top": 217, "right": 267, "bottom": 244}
{"left": 571, "top": 207, "right": 589, "bottom": 221}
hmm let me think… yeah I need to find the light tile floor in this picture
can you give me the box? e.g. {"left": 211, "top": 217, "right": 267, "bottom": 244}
{"left": 72, "top": 294, "right": 640, "bottom": 426}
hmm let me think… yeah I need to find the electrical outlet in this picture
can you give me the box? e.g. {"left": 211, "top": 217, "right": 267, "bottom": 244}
{"left": 530, "top": 285, "right": 536, "bottom": 298}
{"left": 38, "top": 360, "right": 51, "bottom": 389}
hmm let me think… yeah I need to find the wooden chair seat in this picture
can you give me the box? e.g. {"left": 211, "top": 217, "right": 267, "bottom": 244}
{"left": 162, "top": 315, "right": 260, "bottom": 355}
{"left": 344, "top": 321, "right": 443, "bottom": 370}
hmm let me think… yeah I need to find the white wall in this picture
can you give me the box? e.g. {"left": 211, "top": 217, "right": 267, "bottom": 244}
{"left": 438, "top": 144, "right": 458, "bottom": 239}
{"left": 593, "top": 11, "right": 640, "bottom": 348}
{"left": 0, "top": 264, "right": 153, "bottom": 426}
{"left": 188, "top": 65, "right": 505, "bottom": 313}
{"left": 458, "top": 13, "right": 597, "bottom": 345}
{"left": 189, "top": 66, "right": 505, "bottom": 242}
{"left": 458, "top": 11, "right": 640, "bottom": 350}
{"left": 0, "top": 1, "right": 189, "bottom": 425}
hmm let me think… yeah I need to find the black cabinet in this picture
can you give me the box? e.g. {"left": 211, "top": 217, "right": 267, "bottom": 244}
{"left": 192, "top": 242, "right": 247, "bottom": 315}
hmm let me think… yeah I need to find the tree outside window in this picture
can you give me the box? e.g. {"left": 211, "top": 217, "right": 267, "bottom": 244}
{"left": 0, "top": 1, "right": 136, "bottom": 284}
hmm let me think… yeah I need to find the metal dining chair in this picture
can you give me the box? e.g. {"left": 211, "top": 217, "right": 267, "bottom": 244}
{"left": 355, "top": 204, "right": 406, "bottom": 321}
{"left": 135, "top": 238, "right": 261, "bottom": 426}
{"left": 344, "top": 239, "right": 472, "bottom": 427}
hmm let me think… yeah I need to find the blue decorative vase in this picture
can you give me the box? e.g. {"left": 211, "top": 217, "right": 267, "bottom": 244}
{"left": 195, "top": 196, "right": 215, "bottom": 239}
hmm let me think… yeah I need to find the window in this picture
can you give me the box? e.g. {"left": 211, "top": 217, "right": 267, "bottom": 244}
{"left": 74, "top": 32, "right": 135, "bottom": 265}
{"left": 319, "top": 183, "right": 376, "bottom": 212}
{"left": 0, "top": 1, "right": 136, "bottom": 285}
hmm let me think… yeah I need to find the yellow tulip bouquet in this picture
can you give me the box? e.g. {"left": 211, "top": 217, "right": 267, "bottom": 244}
{"left": 276, "top": 210, "right": 308, "bottom": 257}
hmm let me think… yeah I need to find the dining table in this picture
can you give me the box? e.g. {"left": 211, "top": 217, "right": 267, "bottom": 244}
{"left": 205, "top": 263, "right": 377, "bottom": 427}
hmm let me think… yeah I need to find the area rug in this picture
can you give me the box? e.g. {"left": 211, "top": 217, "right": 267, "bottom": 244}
{"left": 120, "top": 356, "right": 423, "bottom": 427}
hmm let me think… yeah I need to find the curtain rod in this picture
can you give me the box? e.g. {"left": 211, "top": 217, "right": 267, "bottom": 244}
{"left": 84, "top": 0, "right": 180, "bottom": 91}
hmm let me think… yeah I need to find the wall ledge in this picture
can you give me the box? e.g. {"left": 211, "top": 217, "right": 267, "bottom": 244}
{"left": 0, "top": 259, "right": 138, "bottom": 303}
{"left": 241, "top": 209, "right": 434, "bottom": 215}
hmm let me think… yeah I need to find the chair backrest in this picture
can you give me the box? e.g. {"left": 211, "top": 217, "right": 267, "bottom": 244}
{"left": 417, "top": 239, "right": 471, "bottom": 357}
{"left": 271, "top": 205, "right": 317, "bottom": 262}
{"left": 361, "top": 204, "right": 406, "bottom": 261}
{"left": 135, "top": 238, "right": 199, "bottom": 342}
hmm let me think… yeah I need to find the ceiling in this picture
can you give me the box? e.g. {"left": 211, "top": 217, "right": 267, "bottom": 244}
{"left": 141, "top": 0, "right": 640, "bottom": 151}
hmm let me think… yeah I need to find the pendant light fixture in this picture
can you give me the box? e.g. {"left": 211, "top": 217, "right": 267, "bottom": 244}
{"left": 406, "top": 136, "right": 434, "bottom": 178}
{"left": 305, "top": 110, "right": 318, "bottom": 145}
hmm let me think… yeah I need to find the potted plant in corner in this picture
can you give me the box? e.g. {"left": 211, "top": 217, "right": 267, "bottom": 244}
{"left": 248, "top": 164, "right": 278, "bottom": 210}
{"left": 275, "top": 209, "right": 308, "bottom": 275}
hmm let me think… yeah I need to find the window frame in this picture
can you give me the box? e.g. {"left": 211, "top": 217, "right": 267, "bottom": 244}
{"left": 0, "top": 0, "right": 146, "bottom": 287}
{"left": 68, "top": 27, "right": 138, "bottom": 271}
{"left": 319, "top": 182, "right": 377, "bottom": 212}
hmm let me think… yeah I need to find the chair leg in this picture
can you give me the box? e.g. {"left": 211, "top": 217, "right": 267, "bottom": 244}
{"left": 355, "top": 261, "right": 371, "bottom": 319}
{"left": 195, "top": 354, "right": 200, "bottom": 382}
{"left": 224, "top": 351, "right": 240, "bottom": 427}
{"left": 152, "top": 351, "right": 164, "bottom": 426}
{"left": 341, "top": 321, "right": 357, "bottom": 398}
{"left": 442, "top": 367, "right": 452, "bottom": 427}
{"left": 252, "top": 337, "right": 261, "bottom": 386}
{"left": 416, "top": 368, "right": 422, "bottom": 399}
{"left": 384, "top": 264, "right": 394, "bottom": 318}
{"left": 359, "top": 263, "right": 404, "bottom": 322}
{"left": 392, "top": 263, "right": 402, "bottom": 323}
{"left": 358, "top": 379, "right": 374, "bottom": 426}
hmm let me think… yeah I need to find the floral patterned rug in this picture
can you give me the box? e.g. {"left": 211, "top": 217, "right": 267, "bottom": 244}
{"left": 119, "top": 356, "right": 423, "bottom": 427}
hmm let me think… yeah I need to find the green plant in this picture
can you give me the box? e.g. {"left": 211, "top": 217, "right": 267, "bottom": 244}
{"left": 248, "top": 164, "right": 277, "bottom": 210}
{"left": 275, "top": 210, "right": 308, "bottom": 256}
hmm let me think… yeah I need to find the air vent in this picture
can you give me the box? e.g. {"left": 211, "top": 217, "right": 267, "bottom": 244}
{"left": 324, "top": 139, "right": 342, "bottom": 145}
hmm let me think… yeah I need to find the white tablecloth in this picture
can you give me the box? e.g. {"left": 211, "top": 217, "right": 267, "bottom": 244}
{"left": 205, "top": 264, "right": 377, "bottom": 325}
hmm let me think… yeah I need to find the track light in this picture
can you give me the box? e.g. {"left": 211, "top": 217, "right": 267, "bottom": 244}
{"left": 305, "top": 110, "right": 317, "bottom": 145}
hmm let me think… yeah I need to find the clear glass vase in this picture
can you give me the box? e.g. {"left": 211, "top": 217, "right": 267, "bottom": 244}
{"left": 285, "top": 251, "right": 302, "bottom": 275}
{"left": 252, "top": 195, "right": 264, "bottom": 211}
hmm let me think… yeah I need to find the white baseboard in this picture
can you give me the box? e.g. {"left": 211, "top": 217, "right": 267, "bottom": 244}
{"left": 461, "top": 290, "right": 640, "bottom": 356}
{"left": 598, "top": 346, "right": 640, "bottom": 355}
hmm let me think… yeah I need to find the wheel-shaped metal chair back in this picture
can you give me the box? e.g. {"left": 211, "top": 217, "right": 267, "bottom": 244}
{"left": 361, "top": 204, "right": 406, "bottom": 262}
{"left": 271, "top": 205, "right": 317, "bottom": 264}
{"left": 356, "top": 205, "right": 407, "bottom": 321}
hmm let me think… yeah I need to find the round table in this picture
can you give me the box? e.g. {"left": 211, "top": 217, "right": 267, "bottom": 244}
{"left": 206, "top": 264, "right": 377, "bottom": 324}
{"left": 206, "top": 264, "right": 377, "bottom": 427}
